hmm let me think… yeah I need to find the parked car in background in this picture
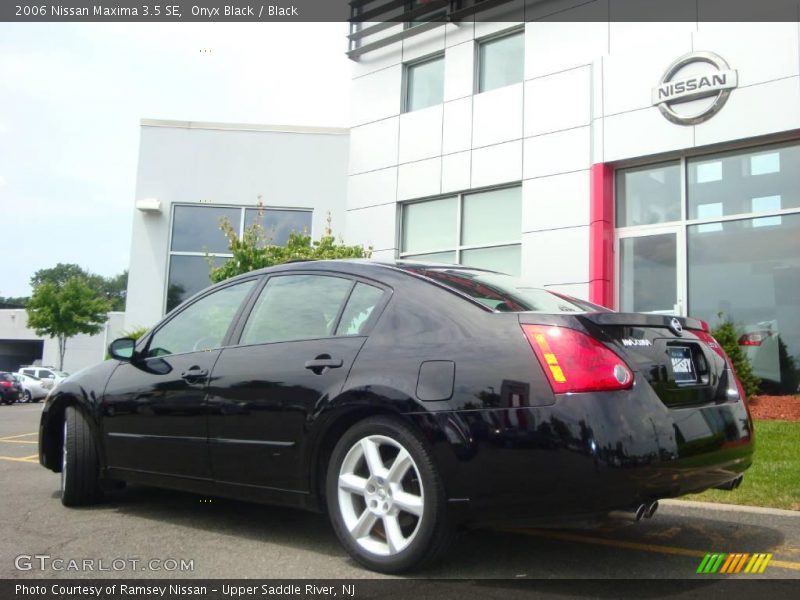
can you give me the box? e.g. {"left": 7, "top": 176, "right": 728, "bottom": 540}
{"left": 18, "top": 366, "right": 69, "bottom": 386}
{"left": 13, "top": 373, "right": 53, "bottom": 403}
{"left": 0, "top": 372, "right": 23, "bottom": 405}
{"left": 38, "top": 260, "right": 754, "bottom": 573}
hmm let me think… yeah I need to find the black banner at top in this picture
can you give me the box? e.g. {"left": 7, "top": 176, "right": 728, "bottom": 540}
{"left": 2, "top": 0, "right": 800, "bottom": 23}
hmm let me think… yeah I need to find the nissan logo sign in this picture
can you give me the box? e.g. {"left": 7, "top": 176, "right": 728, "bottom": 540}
{"left": 652, "top": 51, "right": 738, "bottom": 125}
{"left": 669, "top": 318, "right": 684, "bottom": 336}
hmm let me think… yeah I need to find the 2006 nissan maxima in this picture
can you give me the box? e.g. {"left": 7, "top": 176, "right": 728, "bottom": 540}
{"left": 39, "top": 260, "right": 754, "bottom": 573}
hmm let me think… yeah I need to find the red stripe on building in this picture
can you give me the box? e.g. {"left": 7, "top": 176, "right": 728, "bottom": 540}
{"left": 589, "top": 163, "right": 615, "bottom": 309}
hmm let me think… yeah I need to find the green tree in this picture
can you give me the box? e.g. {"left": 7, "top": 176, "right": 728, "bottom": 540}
{"left": 711, "top": 315, "right": 760, "bottom": 399}
{"left": 31, "top": 263, "right": 127, "bottom": 311}
{"left": 26, "top": 277, "right": 111, "bottom": 370}
{"left": 208, "top": 213, "right": 372, "bottom": 283}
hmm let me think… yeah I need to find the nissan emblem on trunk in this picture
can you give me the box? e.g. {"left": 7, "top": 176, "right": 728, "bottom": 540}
{"left": 652, "top": 51, "right": 738, "bottom": 125}
{"left": 669, "top": 318, "right": 684, "bottom": 336}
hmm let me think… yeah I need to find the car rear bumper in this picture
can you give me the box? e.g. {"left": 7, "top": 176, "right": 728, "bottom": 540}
{"left": 411, "top": 378, "right": 754, "bottom": 524}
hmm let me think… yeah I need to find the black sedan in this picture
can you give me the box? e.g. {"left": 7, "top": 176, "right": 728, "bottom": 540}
{"left": 38, "top": 260, "right": 754, "bottom": 573}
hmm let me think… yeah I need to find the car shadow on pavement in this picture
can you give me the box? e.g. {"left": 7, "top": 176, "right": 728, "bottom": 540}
{"left": 66, "top": 485, "right": 790, "bottom": 580}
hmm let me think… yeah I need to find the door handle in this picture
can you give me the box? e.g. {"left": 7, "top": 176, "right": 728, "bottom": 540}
{"left": 304, "top": 355, "right": 343, "bottom": 374}
{"left": 181, "top": 367, "right": 208, "bottom": 382}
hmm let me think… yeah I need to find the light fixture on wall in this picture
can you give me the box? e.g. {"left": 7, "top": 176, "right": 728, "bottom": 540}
{"left": 135, "top": 197, "right": 162, "bottom": 212}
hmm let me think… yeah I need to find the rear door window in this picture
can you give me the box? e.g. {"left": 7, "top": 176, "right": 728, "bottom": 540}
{"left": 240, "top": 275, "right": 353, "bottom": 345}
{"left": 336, "top": 283, "right": 385, "bottom": 335}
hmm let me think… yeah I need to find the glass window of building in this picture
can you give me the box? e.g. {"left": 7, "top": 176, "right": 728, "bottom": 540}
{"left": 167, "top": 205, "right": 312, "bottom": 312}
{"left": 478, "top": 30, "right": 524, "bottom": 93}
{"left": 616, "top": 141, "right": 800, "bottom": 396}
{"left": 405, "top": 55, "right": 444, "bottom": 112}
{"left": 400, "top": 187, "right": 522, "bottom": 276}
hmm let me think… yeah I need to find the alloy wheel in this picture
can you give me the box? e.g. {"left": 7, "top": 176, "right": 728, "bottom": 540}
{"left": 337, "top": 435, "right": 424, "bottom": 556}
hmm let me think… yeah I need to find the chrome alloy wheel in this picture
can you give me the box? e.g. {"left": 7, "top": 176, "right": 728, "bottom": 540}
{"left": 337, "top": 435, "right": 424, "bottom": 556}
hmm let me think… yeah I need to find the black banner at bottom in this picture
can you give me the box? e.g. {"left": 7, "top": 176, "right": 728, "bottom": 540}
{"left": 3, "top": 579, "right": 799, "bottom": 600}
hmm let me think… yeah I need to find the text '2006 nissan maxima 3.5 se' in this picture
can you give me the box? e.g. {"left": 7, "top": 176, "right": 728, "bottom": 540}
{"left": 38, "top": 260, "right": 754, "bottom": 573}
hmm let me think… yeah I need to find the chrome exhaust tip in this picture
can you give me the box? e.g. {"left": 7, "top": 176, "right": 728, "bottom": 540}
{"left": 609, "top": 503, "right": 647, "bottom": 522}
{"left": 714, "top": 475, "right": 744, "bottom": 491}
{"left": 644, "top": 500, "right": 659, "bottom": 519}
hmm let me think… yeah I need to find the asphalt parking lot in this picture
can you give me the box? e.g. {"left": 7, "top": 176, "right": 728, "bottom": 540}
{"left": 1, "top": 403, "right": 798, "bottom": 580}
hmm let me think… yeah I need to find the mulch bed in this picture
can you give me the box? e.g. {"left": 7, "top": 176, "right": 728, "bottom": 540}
{"left": 748, "top": 394, "right": 800, "bottom": 421}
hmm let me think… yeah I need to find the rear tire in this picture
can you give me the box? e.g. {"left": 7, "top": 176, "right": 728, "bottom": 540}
{"left": 326, "top": 416, "right": 453, "bottom": 573}
{"left": 23, "top": 390, "right": 32, "bottom": 403}
{"left": 61, "top": 406, "right": 102, "bottom": 506}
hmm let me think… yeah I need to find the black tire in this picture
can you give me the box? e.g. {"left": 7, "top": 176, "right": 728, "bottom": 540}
{"left": 61, "top": 406, "right": 102, "bottom": 506}
{"left": 326, "top": 416, "right": 453, "bottom": 573}
{"left": 23, "top": 390, "right": 32, "bottom": 403}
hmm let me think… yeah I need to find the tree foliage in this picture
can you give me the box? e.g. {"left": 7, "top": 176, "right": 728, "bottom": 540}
{"left": 31, "top": 263, "right": 127, "bottom": 311}
{"left": 711, "top": 316, "right": 760, "bottom": 399}
{"left": 209, "top": 213, "right": 372, "bottom": 284}
{"left": 26, "top": 272, "right": 111, "bottom": 370}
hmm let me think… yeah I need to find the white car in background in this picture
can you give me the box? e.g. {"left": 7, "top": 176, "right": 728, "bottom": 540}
{"left": 11, "top": 373, "right": 54, "bottom": 403}
{"left": 17, "top": 366, "right": 70, "bottom": 386}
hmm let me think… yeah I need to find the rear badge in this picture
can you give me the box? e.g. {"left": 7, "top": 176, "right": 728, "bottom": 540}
{"left": 621, "top": 339, "right": 652, "bottom": 347}
{"left": 669, "top": 317, "right": 683, "bottom": 336}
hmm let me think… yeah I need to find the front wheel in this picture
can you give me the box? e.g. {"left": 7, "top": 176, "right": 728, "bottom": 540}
{"left": 23, "top": 390, "right": 32, "bottom": 403}
{"left": 326, "top": 416, "right": 452, "bottom": 573}
{"left": 61, "top": 406, "right": 102, "bottom": 506}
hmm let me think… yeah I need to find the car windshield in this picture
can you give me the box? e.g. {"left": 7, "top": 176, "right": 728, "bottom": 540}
{"left": 401, "top": 266, "right": 610, "bottom": 313}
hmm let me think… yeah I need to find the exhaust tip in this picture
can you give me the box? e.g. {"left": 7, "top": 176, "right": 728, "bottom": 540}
{"left": 634, "top": 504, "right": 646, "bottom": 521}
{"left": 644, "top": 501, "right": 659, "bottom": 519}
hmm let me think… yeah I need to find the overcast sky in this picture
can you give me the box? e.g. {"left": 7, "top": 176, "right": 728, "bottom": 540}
{"left": 0, "top": 23, "right": 352, "bottom": 297}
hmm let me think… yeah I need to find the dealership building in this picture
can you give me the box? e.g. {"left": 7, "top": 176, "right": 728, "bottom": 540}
{"left": 340, "top": 10, "right": 799, "bottom": 393}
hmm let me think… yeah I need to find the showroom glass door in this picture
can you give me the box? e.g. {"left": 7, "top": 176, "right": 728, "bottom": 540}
{"left": 616, "top": 226, "right": 685, "bottom": 315}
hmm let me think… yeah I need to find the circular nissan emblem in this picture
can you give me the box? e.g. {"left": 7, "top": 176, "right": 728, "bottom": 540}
{"left": 669, "top": 318, "right": 684, "bottom": 336}
{"left": 652, "top": 51, "right": 738, "bottom": 125}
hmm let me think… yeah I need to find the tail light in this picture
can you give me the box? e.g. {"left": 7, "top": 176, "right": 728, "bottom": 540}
{"left": 521, "top": 324, "right": 634, "bottom": 394}
{"left": 738, "top": 331, "right": 773, "bottom": 346}
{"left": 693, "top": 330, "right": 750, "bottom": 404}
{"left": 0, "top": 381, "right": 11, "bottom": 388}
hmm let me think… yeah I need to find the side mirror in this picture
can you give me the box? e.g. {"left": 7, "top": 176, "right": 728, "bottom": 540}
{"left": 108, "top": 338, "right": 137, "bottom": 362}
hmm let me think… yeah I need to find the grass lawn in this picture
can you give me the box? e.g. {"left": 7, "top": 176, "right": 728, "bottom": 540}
{"left": 686, "top": 420, "right": 800, "bottom": 511}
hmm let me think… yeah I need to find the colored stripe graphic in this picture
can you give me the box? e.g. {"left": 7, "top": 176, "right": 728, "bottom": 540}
{"left": 699, "top": 553, "right": 773, "bottom": 574}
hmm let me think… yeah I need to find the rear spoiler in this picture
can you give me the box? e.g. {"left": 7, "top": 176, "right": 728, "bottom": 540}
{"left": 582, "top": 312, "right": 708, "bottom": 332}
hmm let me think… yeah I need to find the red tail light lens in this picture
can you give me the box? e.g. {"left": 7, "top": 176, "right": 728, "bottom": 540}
{"left": 738, "top": 331, "right": 772, "bottom": 347}
{"left": 0, "top": 381, "right": 11, "bottom": 388}
{"left": 521, "top": 324, "right": 634, "bottom": 394}
{"left": 692, "top": 330, "right": 728, "bottom": 362}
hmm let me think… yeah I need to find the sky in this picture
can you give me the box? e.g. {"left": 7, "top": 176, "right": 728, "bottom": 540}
{"left": 0, "top": 22, "right": 352, "bottom": 297}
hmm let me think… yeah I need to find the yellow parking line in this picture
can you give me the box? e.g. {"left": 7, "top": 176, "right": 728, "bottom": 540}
{"left": 0, "top": 432, "right": 37, "bottom": 441}
{"left": 0, "top": 455, "right": 39, "bottom": 463}
{"left": 512, "top": 529, "right": 800, "bottom": 572}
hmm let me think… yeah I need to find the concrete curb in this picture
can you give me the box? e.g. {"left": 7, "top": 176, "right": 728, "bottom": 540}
{"left": 661, "top": 498, "right": 800, "bottom": 518}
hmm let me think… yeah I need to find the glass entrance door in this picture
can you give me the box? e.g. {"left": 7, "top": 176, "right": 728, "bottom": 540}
{"left": 617, "top": 227, "right": 684, "bottom": 315}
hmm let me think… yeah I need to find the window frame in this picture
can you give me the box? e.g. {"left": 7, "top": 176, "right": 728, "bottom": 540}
{"left": 614, "top": 137, "right": 800, "bottom": 316}
{"left": 475, "top": 27, "right": 525, "bottom": 95}
{"left": 164, "top": 203, "right": 313, "bottom": 314}
{"left": 402, "top": 52, "right": 445, "bottom": 114}
{"left": 398, "top": 184, "right": 523, "bottom": 273}
{"left": 142, "top": 276, "right": 261, "bottom": 360}
{"left": 227, "top": 270, "right": 393, "bottom": 349}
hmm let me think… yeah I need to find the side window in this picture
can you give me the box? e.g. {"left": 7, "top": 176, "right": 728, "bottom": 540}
{"left": 240, "top": 275, "right": 352, "bottom": 345}
{"left": 147, "top": 280, "right": 255, "bottom": 357}
{"left": 40, "top": 370, "right": 54, "bottom": 379}
{"left": 22, "top": 369, "right": 36, "bottom": 377}
{"left": 336, "top": 283, "right": 385, "bottom": 336}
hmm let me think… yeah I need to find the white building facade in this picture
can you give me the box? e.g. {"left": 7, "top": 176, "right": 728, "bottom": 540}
{"left": 344, "top": 14, "right": 800, "bottom": 394}
{"left": 125, "top": 119, "right": 350, "bottom": 330}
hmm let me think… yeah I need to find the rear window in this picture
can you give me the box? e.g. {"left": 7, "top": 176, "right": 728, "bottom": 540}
{"left": 402, "top": 267, "right": 609, "bottom": 313}
{"left": 0, "top": 373, "right": 13, "bottom": 382}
